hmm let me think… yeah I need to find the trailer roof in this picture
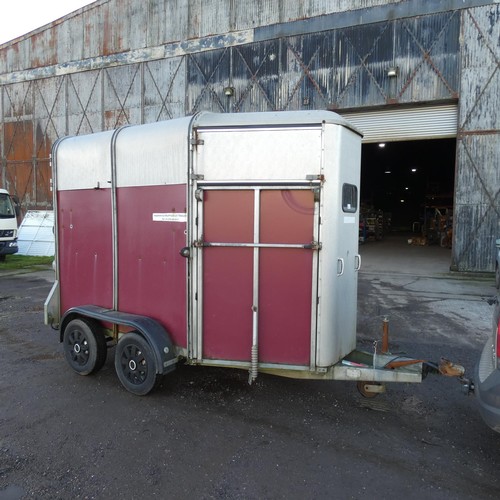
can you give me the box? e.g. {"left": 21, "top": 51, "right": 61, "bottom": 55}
{"left": 193, "top": 110, "right": 362, "bottom": 137}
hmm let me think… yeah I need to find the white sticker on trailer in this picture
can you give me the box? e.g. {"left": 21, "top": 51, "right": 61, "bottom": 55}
{"left": 344, "top": 216, "right": 356, "bottom": 224}
{"left": 152, "top": 213, "right": 187, "bottom": 222}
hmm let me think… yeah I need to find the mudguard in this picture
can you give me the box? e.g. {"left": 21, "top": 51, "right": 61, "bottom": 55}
{"left": 60, "top": 305, "right": 177, "bottom": 375}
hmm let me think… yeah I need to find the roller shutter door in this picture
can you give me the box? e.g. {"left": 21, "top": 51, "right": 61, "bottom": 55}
{"left": 339, "top": 104, "right": 458, "bottom": 143}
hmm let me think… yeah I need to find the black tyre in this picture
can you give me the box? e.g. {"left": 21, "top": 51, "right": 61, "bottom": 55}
{"left": 114, "top": 332, "right": 160, "bottom": 396}
{"left": 63, "top": 318, "right": 107, "bottom": 375}
{"left": 357, "top": 381, "right": 382, "bottom": 398}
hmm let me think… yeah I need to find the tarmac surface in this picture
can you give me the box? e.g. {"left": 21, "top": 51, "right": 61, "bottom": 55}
{"left": 1, "top": 235, "right": 499, "bottom": 499}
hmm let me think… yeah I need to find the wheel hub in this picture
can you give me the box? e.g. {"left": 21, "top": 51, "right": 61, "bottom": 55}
{"left": 128, "top": 359, "right": 137, "bottom": 371}
{"left": 74, "top": 343, "right": 81, "bottom": 354}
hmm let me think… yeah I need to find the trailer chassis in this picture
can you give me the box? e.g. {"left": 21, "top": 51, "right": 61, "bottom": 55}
{"left": 48, "top": 300, "right": 469, "bottom": 397}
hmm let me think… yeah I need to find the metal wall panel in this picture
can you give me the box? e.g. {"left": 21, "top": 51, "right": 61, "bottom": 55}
{"left": 0, "top": 0, "right": 444, "bottom": 75}
{"left": 0, "top": 0, "right": 498, "bottom": 272}
{"left": 187, "top": 49, "right": 231, "bottom": 114}
{"left": 453, "top": 4, "right": 500, "bottom": 272}
{"left": 188, "top": 0, "right": 232, "bottom": 39}
{"left": 2, "top": 81, "right": 35, "bottom": 202}
{"left": 67, "top": 70, "right": 103, "bottom": 136}
{"left": 282, "top": 33, "right": 334, "bottom": 111}
{"left": 395, "top": 14, "right": 460, "bottom": 102}
{"left": 0, "top": 8, "right": 462, "bottom": 210}
{"left": 143, "top": 57, "right": 186, "bottom": 122}
{"left": 103, "top": 65, "right": 143, "bottom": 128}
{"left": 231, "top": 40, "right": 280, "bottom": 112}
{"left": 33, "top": 77, "right": 67, "bottom": 153}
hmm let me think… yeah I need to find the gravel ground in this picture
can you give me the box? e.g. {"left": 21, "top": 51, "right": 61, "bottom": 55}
{"left": 1, "top": 258, "right": 499, "bottom": 499}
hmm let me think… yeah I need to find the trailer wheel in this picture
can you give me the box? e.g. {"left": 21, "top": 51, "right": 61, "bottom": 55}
{"left": 357, "top": 381, "right": 383, "bottom": 398}
{"left": 63, "top": 318, "right": 107, "bottom": 375}
{"left": 114, "top": 332, "right": 160, "bottom": 396}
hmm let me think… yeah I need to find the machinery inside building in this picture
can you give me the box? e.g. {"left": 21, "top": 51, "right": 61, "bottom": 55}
{"left": 359, "top": 138, "right": 456, "bottom": 247}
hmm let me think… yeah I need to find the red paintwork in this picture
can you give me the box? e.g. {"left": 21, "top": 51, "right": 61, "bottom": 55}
{"left": 116, "top": 185, "right": 187, "bottom": 348}
{"left": 202, "top": 189, "right": 314, "bottom": 365}
{"left": 58, "top": 185, "right": 314, "bottom": 365}
{"left": 260, "top": 190, "right": 314, "bottom": 244}
{"left": 203, "top": 247, "right": 254, "bottom": 360}
{"left": 259, "top": 190, "right": 314, "bottom": 365}
{"left": 58, "top": 189, "right": 113, "bottom": 314}
{"left": 202, "top": 190, "right": 254, "bottom": 360}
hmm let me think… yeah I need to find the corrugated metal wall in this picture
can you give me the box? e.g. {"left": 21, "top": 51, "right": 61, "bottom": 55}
{"left": 453, "top": 4, "right": 500, "bottom": 272}
{"left": 0, "top": 0, "right": 498, "bottom": 271}
{"left": 0, "top": 0, "right": 396, "bottom": 72}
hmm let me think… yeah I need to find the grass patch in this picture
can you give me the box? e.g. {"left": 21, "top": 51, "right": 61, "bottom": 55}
{"left": 0, "top": 255, "right": 53, "bottom": 271}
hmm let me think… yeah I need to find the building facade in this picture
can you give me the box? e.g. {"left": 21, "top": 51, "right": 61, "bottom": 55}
{"left": 0, "top": 0, "right": 499, "bottom": 271}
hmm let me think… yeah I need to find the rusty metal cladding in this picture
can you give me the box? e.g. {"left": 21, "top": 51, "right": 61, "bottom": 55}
{"left": 143, "top": 57, "right": 186, "bottom": 122}
{"left": 103, "top": 65, "right": 143, "bottom": 129}
{"left": 231, "top": 41, "right": 280, "bottom": 112}
{"left": 396, "top": 13, "right": 460, "bottom": 101}
{"left": 1, "top": 0, "right": 482, "bottom": 76}
{"left": 453, "top": 4, "right": 500, "bottom": 272}
{"left": 454, "top": 134, "right": 500, "bottom": 271}
{"left": 281, "top": 33, "right": 334, "bottom": 111}
{"left": 33, "top": 77, "right": 67, "bottom": 146}
{"left": 187, "top": 48, "right": 231, "bottom": 114}
{"left": 67, "top": 70, "right": 103, "bottom": 136}
{"left": 0, "top": 0, "right": 498, "bottom": 272}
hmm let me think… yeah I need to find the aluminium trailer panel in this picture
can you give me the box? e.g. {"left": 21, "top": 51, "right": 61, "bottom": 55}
{"left": 51, "top": 117, "right": 193, "bottom": 350}
{"left": 48, "top": 110, "right": 363, "bottom": 382}
{"left": 190, "top": 111, "right": 362, "bottom": 373}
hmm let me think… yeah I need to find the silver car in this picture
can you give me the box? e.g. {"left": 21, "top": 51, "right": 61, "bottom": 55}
{"left": 476, "top": 297, "right": 500, "bottom": 432}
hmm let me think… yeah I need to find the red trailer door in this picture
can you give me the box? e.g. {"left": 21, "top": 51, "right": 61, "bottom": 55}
{"left": 197, "top": 187, "right": 318, "bottom": 367}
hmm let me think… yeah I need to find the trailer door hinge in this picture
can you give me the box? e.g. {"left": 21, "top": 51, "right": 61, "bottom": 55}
{"left": 191, "top": 174, "right": 204, "bottom": 181}
{"left": 306, "top": 174, "right": 325, "bottom": 182}
{"left": 193, "top": 240, "right": 205, "bottom": 248}
{"left": 194, "top": 188, "right": 203, "bottom": 201}
{"left": 190, "top": 138, "right": 204, "bottom": 146}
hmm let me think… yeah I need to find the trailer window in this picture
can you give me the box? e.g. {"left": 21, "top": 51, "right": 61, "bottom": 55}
{"left": 342, "top": 184, "right": 357, "bottom": 213}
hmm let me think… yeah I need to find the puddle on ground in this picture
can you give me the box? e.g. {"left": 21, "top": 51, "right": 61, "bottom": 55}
{"left": 0, "top": 485, "right": 26, "bottom": 500}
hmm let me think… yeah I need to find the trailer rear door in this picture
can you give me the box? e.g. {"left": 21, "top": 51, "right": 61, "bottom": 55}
{"left": 194, "top": 186, "right": 319, "bottom": 368}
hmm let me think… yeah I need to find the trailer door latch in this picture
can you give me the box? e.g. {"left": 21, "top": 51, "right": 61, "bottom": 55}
{"left": 305, "top": 241, "right": 322, "bottom": 250}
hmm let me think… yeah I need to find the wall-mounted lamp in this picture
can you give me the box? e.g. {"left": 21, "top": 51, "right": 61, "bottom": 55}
{"left": 387, "top": 67, "right": 398, "bottom": 78}
{"left": 223, "top": 86, "right": 235, "bottom": 97}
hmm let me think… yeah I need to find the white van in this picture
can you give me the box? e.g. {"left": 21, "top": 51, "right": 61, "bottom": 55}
{"left": 0, "top": 188, "right": 19, "bottom": 261}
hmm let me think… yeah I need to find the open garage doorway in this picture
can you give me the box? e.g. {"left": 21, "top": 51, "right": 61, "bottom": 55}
{"left": 357, "top": 137, "right": 456, "bottom": 275}
{"left": 360, "top": 138, "right": 456, "bottom": 239}
{"left": 339, "top": 104, "right": 458, "bottom": 274}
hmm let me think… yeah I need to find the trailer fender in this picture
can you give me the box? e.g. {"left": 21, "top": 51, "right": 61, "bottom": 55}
{"left": 60, "top": 305, "right": 177, "bottom": 375}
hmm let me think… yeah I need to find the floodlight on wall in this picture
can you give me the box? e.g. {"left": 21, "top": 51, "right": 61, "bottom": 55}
{"left": 387, "top": 67, "right": 398, "bottom": 77}
{"left": 223, "top": 86, "right": 235, "bottom": 97}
